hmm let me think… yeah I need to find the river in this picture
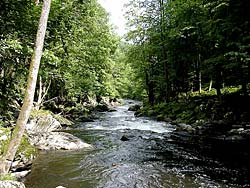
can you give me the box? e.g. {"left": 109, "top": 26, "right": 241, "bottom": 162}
{"left": 24, "top": 100, "right": 249, "bottom": 188}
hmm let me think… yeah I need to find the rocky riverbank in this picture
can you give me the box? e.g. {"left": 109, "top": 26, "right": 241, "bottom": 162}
{"left": 0, "top": 96, "right": 121, "bottom": 187}
{"left": 26, "top": 112, "right": 92, "bottom": 150}
{"left": 0, "top": 113, "right": 92, "bottom": 183}
{"left": 130, "top": 95, "right": 250, "bottom": 182}
{"left": 132, "top": 93, "right": 250, "bottom": 143}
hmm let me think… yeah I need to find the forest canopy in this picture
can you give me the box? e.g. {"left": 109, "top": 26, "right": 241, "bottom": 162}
{"left": 0, "top": 0, "right": 250, "bottom": 125}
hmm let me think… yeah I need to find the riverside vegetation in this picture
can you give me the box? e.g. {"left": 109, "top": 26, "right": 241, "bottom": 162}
{"left": 0, "top": 0, "right": 250, "bottom": 187}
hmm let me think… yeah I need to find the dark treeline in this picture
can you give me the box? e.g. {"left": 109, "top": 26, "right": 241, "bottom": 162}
{"left": 124, "top": 0, "right": 250, "bottom": 105}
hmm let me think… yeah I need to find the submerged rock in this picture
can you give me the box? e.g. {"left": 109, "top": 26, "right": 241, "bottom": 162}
{"left": 120, "top": 135, "right": 130, "bottom": 141}
{"left": 29, "top": 132, "right": 92, "bottom": 150}
{"left": 0, "top": 180, "right": 26, "bottom": 188}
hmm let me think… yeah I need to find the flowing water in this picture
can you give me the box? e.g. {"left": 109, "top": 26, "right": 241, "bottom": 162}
{"left": 25, "top": 100, "right": 249, "bottom": 188}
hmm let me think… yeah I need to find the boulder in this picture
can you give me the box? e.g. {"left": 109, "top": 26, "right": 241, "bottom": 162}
{"left": 26, "top": 114, "right": 61, "bottom": 133}
{"left": 12, "top": 170, "right": 31, "bottom": 180}
{"left": 11, "top": 154, "right": 33, "bottom": 173}
{"left": 164, "top": 117, "right": 172, "bottom": 123}
{"left": 77, "top": 115, "right": 95, "bottom": 122}
{"left": 108, "top": 108, "right": 116, "bottom": 112}
{"left": 95, "top": 104, "right": 109, "bottom": 112}
{"left": 128, "top": 105, "right": 141, "bottom": 111}
{"left": 176, "top": 123, "right": 195, "bottom": 133}
{"left": 29, "top": 132, "right": 92, "bottom": 150}
{"left": 0, "top": 180, "right": 26, "bottom": 188}
{"left": 26, "top": 112, "right": 92, "bottom": 151}
{"left": 120, "top": 135, "right": 129, "bottom": 141}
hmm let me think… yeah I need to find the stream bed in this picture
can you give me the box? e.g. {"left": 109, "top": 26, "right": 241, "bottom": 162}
{"left": 24, "top": 100, "right": 249, "bottom": 188}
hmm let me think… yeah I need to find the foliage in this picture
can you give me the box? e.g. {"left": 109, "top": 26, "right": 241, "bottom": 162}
{"left": 0, "top": 173, "right": 16, "bottom": 181}
{"left": 1, "top": 0, "right": 249, "bottom": 125}
{"left": 138, "top": 90, "right": 250, "bottom": 124}
{"left": 124, "top": 0, "right": 250, "bottom": 104}
{"left": 0, "top": 0, "right": 127, "bottom": 124}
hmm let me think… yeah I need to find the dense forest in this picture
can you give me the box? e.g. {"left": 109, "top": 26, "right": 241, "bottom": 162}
{"left": 0, "top": 0, "right": 250, "bottom": 183}
{"left": 1, "top": 0, "right": 249, "bottom": 125}
{"left": 125, "top": 0, "right": 250, "bottom": 99}
{"left": 0, "top": 0, "right": 132, "bottom": 126}
{"left": 124, "top": 0, "right": 250, "bottom": 124}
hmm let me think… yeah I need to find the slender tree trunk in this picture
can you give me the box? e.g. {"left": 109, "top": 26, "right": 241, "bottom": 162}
{"left": 0, "top": 0, "right": 51, "bottom": 175}
{"left": 159, "top": 0, "right": 170, "bottom": 102}
{"left": 145, "top": 71, "right": 154, "bottom": 106}
{"left": 215, "top": 68, "right": 222, "bottom": 97}
{"left": 209, "top": 78, "right": 213, "bottom": 91}
{"left": 197, "top": 54, "right": 202, "bottom": 93}
{"left": 240, "top": 61, "right": 247, "bottom": 96}
{"left": 35, "top": 76, "right": 43, "bottom": 110}
{"left": 35, "top": 77, "right": 51, "bottom": 110}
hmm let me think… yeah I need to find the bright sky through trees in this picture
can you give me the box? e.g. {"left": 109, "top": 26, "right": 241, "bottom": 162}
{"left": 98, "top": 0, "right": 127, "bottom": 36}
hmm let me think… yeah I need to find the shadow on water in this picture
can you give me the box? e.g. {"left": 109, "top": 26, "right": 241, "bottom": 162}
{"left": 25, "top": 100, "right": 250, "bottom": 188}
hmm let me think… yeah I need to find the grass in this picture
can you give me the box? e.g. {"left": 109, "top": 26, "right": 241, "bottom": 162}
{"left": 0, "top": 173, "right": 16, "bottom": 181}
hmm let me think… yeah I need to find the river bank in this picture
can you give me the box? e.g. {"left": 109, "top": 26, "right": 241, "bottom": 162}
{"left": 134, "top": 93, "right": 250, "bottom": 145}
{"left": 0, "top": 96, "right": 120, "bottom": 187}
{"left": 1, "top": 99, "right": 250, "bottom": 187}
{"left": 132, "top": 94, "right": 250, "bottom": 185}
{"left": 24, "top": 100, "right": 250, "bottom": 188}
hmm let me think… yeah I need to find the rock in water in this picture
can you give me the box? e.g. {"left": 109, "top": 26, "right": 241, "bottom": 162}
{"left": 95, "top": 104, "right": 109, "bottom": 112}
{"left": 128, "top": 104, "right": 141, "bottom": 111}
{"left": 0, "top": 180, "right": 26, "bottom": 188}
{"left": 12, "top": 170, "right": 31, "bottom": 180}
{"left": 120, "top": 135, "right": 129, "bottom": 141}
{"left": 29, "top": 132, "right": 92, "bottom": 150}
{"left": 27, "top": 113, "right": 92, "bottom": 150}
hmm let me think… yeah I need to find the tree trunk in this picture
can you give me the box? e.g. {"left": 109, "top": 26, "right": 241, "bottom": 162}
{"left": 145, "top": 71, "right": 154, "bottom": 106}
{"left": 159, "top": 0, "right": 170, "bottom": 102}
{"left": 215, "top": 68, "right": 222, "bottom": 97}
{"left": 35, "top": 76, "right": 51, "bottom": 110}
{"left": 209, "top": 78, "right": 213, "bottom": 91}
{"left": 35, "top": 76, "right": 43, "bottom": 110}
{"left": 0, "top": 0, "right": 51, "bottom": 175}
{"left": 240, "top": 61, "right": 247, "bottom": 96}
{"left": 196, "top": 54, "right": 202, "bottom": 93}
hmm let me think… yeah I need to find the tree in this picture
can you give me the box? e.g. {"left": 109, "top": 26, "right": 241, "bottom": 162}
{"left": 0, "top": 0, "right": 51, "bottom": 174}
{"left": 125, "top": 0, "right": 250, "bottom": 103}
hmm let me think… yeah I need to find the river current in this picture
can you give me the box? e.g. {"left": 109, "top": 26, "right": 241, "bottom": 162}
{"left": 24, "top": 100, "right": 249, "bottom": 188}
